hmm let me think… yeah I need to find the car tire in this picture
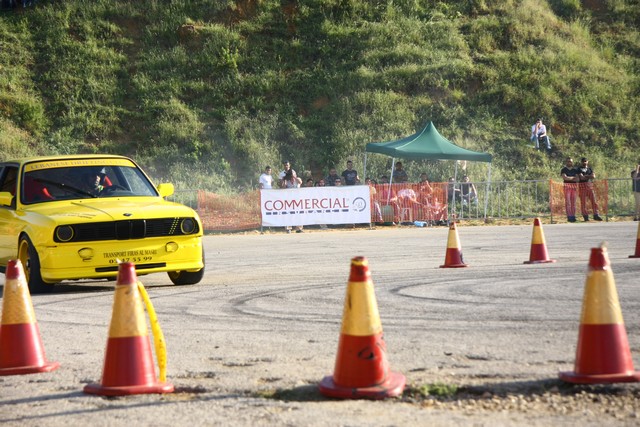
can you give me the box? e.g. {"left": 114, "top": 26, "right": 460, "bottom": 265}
{"left": 168, "top": 268, "right": 204, "bottom": 285}
{"left": 18, "top": 235, "right": 54, "bottom": 294}
{"left": 168, "top": 249, "right": 205, "bottom": 285}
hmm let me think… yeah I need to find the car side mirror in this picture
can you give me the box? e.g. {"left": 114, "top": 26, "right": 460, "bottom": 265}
{"left": 156, "top": 183, "right": 174, "bottom": 198}
{"left": 0, "top": 191, "right": 14, "bottom": 207}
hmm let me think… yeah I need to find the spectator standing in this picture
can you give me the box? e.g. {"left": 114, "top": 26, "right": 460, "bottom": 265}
{"left": 305, "top": 178, "right": 314, "bottom": 187}
{"left": 315, "top": 177, "right": 328, "bottom": 228}
{"left": 632, "top": 161, "right": 640, "bottom": 221}
{"left": 530, "top": 118, "right": 551, "bottom": 152}
{"left": 283, "top": 169, "right": 301, "bottom": 188}
{"left": 576, "top": 157, "right": 603, "bottom": 221}
{"left": 447, "top": 177, "right": 461, "bottom": 204}
{"left": 561, "top": 157, "right": 579, "bottom": 222}
{"left": 365, "top": 177, "right": 383, "bottom": 223}
{"left": 460, "top": 175, "right": 478, "bottom": 206}
{"left": 325, "top": 167, "right": 340, "bottom": 186}
{"left": 283, "top": 169, "right": 304, "bottom": 233}
{"left": 278, "top": 161, "right": 295, "bottom": 188}
{"left": 392, "top": 162, "right": 409, "bottom": 183}
{"left": 341, "top": 160, "right": 359, "bottom": 185}
{"left": 259, "top": 166, "right": 273, "bottom": 189}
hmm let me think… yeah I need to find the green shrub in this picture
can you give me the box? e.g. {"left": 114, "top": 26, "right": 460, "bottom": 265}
{"left": 0, "top": 0, "right": 638, "bottom": 193}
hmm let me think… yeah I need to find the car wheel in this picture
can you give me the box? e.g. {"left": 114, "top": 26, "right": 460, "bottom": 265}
{"left": 168, "top": 268, "right": 204, "bottom": 285}
{"left": 168, "top": 249, "right": 205, "bottom": 285}
{"left": 18, "top": 235, "right": 54, "bottom": 294}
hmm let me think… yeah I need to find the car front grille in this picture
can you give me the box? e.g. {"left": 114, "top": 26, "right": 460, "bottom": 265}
{"left": 55, "top": 218, "right": 199, "bottom": 243}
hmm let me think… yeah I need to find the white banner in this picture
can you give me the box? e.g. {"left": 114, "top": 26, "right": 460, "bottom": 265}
{"left": 260, "top": 186, "right": 371, "bottom": 226}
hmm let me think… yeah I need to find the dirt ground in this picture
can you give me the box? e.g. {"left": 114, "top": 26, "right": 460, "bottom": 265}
{"left": 1, "top": 221, "right": 640, "bottom": 426}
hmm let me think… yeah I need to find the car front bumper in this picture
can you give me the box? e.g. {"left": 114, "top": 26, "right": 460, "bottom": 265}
{"left": 38, "top": 236, "right": 203, "bottom": 282}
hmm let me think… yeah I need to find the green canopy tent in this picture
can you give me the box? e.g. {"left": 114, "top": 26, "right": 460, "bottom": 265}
{"left": 363, "top": 121, "right": 493, "bottom": 219}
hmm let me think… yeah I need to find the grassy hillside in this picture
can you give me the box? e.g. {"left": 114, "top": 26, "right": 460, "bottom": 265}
{"left": 1, "top": 0, "right": 639, "bottom": 191}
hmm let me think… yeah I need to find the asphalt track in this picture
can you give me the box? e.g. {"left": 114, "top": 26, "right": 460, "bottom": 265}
{"left": 0, "top": 221, "right": 639, "bottom": 426}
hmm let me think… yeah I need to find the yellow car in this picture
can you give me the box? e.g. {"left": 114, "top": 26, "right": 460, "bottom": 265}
{"left": 0, "top": 155, "right": 205, "bottom": 293}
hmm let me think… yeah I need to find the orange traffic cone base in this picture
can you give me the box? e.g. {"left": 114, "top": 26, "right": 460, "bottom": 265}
{"left": 0, "top": 323, "right": 60, "bottom": 376}
{"left": 524, "top": 258, "right": 556, "bottom": 264}
{"left": 319, "top": 257, "right": 405, "bottom": 400}
{"left": 630, "top": 223, "right": 640, "bottom": 258}
{"left": 0, "top": 260, "right": 60, "bottom": 376}
{"left": 440, "top": 263, "right": 467, "bottom": 268}
{"left": 319, "top": 371, "right": 406, "bottom": 399}
{"left": 440, "top": 224, "right": 467, "bottom": 268}
{"left": 83, "top": 263, "right": 173, "bottom": 397}
{"left": 559, "top": 370, "right": 640, "bottom": 384}
{"left": 84, "top": 382, "right": 174, "bottom": 396}
{"left": 524, "top": 219, "right": 556, "bottom": 263}
{"left": 440, "top": 249, "right": 468, "bottom": 268}
{"left": 0, "top": 362, "right": 60, "bottom": 376}
{"left": 83, "top": 336, "right": 174, "bottom": 396}
{"left": 559, "top": 246, "right": 640, "bottom": 385}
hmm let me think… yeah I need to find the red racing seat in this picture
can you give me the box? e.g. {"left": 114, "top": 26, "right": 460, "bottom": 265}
{"left": 24, "top": 176, "right": 54, "bottom": 202}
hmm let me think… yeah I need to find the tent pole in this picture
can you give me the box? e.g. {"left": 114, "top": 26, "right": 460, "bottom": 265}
{"left": 388, "top": 158, "right": 395, "bottom": 204}
{"left": 450, "top": 161, "right": 458, "bottom": 221}
{"left": 363, "top": 153, "right": 367, "bottom": 183}
{"left": 484, "top": 164, "right": 492, "bottom": 221}
{"left": 363, "top": 152, "right": 370, "bottom": 227}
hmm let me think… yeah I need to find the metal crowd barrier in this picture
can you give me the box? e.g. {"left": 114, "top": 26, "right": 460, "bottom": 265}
{"left": 168, "top": 178, "right": 639, "bottom": 232}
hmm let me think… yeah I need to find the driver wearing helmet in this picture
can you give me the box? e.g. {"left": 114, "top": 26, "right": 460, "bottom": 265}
{"left": 80, "top": 171, "right": 104, "bottom": 195}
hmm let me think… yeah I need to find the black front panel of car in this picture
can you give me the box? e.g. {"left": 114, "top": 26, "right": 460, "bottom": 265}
{"left": 54, "top": 218, "right": 199, "bottom": 242}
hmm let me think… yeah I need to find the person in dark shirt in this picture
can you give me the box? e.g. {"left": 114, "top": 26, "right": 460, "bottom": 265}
{"left": 460, "top": 175, "right": 478, "bottom": 207}
{"left": 325, "top": 167, "right": 339, "bottom": 186}
{"left": 576, "top": 157, "right": 603, "bottom": 221}
{"left": 447, "top": 177, "right": 461, "bottom": 204}
{"left": 392, "top": 162, "right": 409, "bottom": 183}
{"left": 341, "top": 160, "right": 359, "bottom": 185}
{"left": 632, "top": 161, "right": 640, "bottom": 221}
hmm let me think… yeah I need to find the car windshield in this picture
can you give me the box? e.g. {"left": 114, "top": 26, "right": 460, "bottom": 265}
{"left": 21, "top": 159, "right": 158, "bottom": 204}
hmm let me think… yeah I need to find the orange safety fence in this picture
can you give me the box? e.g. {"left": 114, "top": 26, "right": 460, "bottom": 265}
{"left": 370, "top": 182, "right": 449, "bottom": 224}
{"left": 549, "top": 180, "right": 608, "bottom": 220}
{"left": 197, "top": 190, "right": 261, "bottom": 232}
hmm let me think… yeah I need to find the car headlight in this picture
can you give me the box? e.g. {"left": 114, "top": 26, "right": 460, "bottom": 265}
{"left": 180, "top": 218, "right": 196, "bottom": 234}
{"left": 55, "top": 225, "right": 74, "bottom": 242}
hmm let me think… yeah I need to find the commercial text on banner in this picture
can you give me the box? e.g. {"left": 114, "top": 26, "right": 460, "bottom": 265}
{"left": 260, "top": 186, "right": 371, "bottom": 226}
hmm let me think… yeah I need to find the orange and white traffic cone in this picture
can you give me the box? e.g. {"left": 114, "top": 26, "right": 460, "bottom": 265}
{"left": 440, "top": 222, "right": 467, "bottom": 268}
{"left": 0, "top": 259, "right": 60, "bottom": 376}
{"left": 319, "top": 257, "right": 405, "bottom": 399}
{"left": 629, "top": 221, "right": 640, "bottom": 258}
{"left": 559, "top": 245, "right": 640, "bottom": 384}
{"left": 524, "top": 217, "right": 556, "bottom": 264}
{"left": 84, "top": 262, "right": 174, "bottom": 396}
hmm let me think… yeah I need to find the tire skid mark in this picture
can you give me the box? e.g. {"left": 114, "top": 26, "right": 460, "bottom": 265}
{"left": 166, "top": 282, "right": 343, "bottom": 325}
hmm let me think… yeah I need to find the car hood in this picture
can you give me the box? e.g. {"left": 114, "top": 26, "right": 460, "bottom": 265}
{"left": 25, "top": 198, "right": 198, "bottom": 224}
